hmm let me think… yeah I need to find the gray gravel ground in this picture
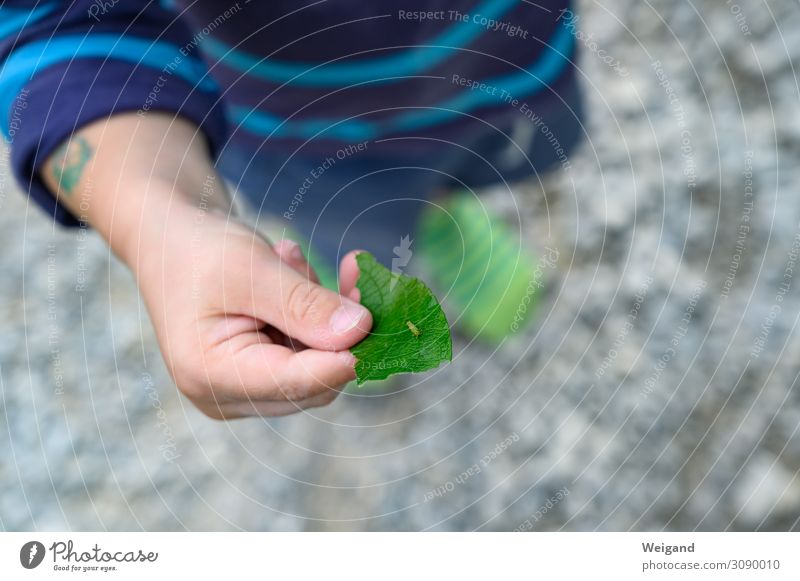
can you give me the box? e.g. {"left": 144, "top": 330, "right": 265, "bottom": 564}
{"left": 2, "top": 0, "right": 800, "bottom": 531}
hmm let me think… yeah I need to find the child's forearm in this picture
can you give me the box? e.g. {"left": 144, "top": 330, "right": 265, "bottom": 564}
{"left": 41, "top": 112, "right": 228, "bottom": 266}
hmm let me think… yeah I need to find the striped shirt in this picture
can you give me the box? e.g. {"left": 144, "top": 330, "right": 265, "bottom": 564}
{"left": 0, "top": 0, "right": 574, "bottom": 225}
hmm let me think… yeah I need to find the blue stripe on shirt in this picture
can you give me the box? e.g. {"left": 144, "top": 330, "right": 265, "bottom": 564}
{"left": 0, "top": 4, "right": 56, "bottom": 39}
{"left": 201, "top": 0, "right": 518, "bottom": 86}
{"left": 0, "top": 33, "right": 217, "bottom": 137}
{"left": 229, "top": 18, "right": 574, "bottom": 140}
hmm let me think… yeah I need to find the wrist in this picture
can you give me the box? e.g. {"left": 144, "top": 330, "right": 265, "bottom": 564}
{"left": 111, "top": 177, "right": 208, "bottom": 272}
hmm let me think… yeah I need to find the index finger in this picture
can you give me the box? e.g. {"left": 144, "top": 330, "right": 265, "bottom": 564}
{"left": 215, "top": 340, "right": 357, "bottom": 403}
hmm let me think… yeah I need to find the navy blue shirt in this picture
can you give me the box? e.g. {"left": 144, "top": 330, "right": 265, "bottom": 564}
{"left": 0, "top": 0, "right": 574, "bottom": 225}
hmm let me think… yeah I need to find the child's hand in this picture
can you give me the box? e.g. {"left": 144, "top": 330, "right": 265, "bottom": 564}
{"left": 42, "top": 113, "right": 371, "bottom": 419}
{"left": 133, "top": 203, "right": 372, "bottom": 418}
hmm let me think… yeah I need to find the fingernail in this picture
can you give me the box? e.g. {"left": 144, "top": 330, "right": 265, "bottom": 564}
{"left": 288, "top": 241, "right": 304, "bottom": 262}
{"left": 276, "top": 239, "right": 304, "bottom": 261}
{"left": 330, "top": 300, "right": 367, "bottom": 335}
{"left": 337, "top": 351, "right": 357, "bottom": 367}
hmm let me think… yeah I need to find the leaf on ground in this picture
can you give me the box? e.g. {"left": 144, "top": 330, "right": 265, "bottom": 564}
{"left": 351, "top": 252, "right": 452, "bottom": 385}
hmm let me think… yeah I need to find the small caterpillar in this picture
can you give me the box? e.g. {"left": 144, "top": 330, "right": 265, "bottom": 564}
{"left": 406, "top": 320, "right": 422, "bottom": 337}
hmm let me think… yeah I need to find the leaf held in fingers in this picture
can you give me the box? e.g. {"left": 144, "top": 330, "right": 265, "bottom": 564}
{"left": 351, "top": 252, "right": 452, "bottom": 385}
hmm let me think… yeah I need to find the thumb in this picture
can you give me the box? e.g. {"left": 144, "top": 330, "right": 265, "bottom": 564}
{"left": 255, "top": 255, "right": 372, "bottom": 351}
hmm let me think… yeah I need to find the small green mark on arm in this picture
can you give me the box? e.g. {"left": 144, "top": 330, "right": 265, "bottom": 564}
{"left": 51, "top": 136, "right": 92, "bottom": 196}
{"left": 406, "top": 320, "right": 421, "bottom": 337}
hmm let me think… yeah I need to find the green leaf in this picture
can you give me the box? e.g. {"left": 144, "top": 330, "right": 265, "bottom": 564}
{"left": 351, "top": 252, "right": 452, "bottom": 385}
